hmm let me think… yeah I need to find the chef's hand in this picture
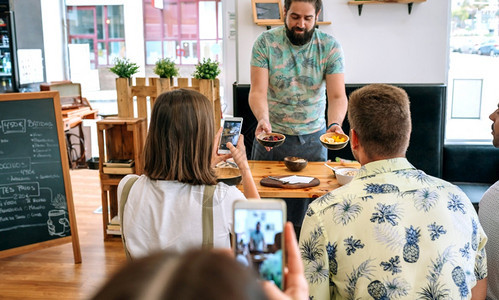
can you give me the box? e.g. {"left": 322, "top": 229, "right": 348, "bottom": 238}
{"left": 326, "top": 123, "right": 345, "bottom": 134}
{"left": 255, "top": 119, "right": 272, "bottom": 136}
{"left": 255, "top": 119, "right": 273, "bottom": 152}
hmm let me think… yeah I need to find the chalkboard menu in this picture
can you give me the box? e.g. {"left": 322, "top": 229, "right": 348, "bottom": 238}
{"left": 0, "top": 92, "right": 80, "bottom": 263}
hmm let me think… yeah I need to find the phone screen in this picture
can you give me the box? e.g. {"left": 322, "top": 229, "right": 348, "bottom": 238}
{"left": 219, "top": 119, "right": 242, "bottom": 151}
{"left": 233, "top": 206, "right": 285, "bottom": 289}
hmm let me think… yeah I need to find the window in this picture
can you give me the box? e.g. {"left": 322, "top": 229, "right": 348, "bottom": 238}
{"left": 143, "top": 0, "right": 223, "bottom": 65}
{"left": 67, "top": 5, "right": 125, "bottom": 68}
{"left": 447, "top": 0, "right": 499, "bottom": 143}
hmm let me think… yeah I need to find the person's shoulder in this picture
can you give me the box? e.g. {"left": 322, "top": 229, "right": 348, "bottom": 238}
{"left": 118, "top": 174, "right": 141, "bottom": 189}
{"left": 479, "top": 180, "right": 499, "bottom": 209}
{"left": 255, "top": 26, "right": 284, "bottom": 42}
{"left": 214, "top": 182, "right": 246, "bottom": 203}
{"left": 306, "top": 190, "right": 343, "bottom": 218}
{"left": 315, "top": 29, "right": 340, "bottom": 45}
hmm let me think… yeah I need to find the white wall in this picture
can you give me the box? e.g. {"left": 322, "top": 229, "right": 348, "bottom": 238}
{"left": 41, "top": 0, "right": 67, "bottom": 82}
{"left": 235, "top": 0, "right": 450, "bottom": 85}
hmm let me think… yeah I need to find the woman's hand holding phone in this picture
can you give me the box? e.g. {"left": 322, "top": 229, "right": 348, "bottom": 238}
{"left": 226, "top": 136, "right": 260, "bottom": 199}
{"left": 211, "top": 127, "right": 231, "bottom": 168}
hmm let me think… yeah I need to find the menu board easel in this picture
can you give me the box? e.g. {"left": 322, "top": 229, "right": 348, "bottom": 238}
{"left": 0, "top": 91, "right": 81, "bottom": 263}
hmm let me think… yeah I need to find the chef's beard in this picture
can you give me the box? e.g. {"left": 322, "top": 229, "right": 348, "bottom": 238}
{"left": 285, "top": 22, "right": 315, "bottom": 46}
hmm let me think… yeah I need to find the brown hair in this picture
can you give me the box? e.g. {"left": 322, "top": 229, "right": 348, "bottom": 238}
{"left": 143, "top": 89, "right": 217, "bottom": 184}
{"left": 91, "top": 250, "right": 267, "bottom": 300}
{"left": 284, "top": 0, "right": 322, "bottom": 14}
{"left": 348, "top": 84, "right": 411, "bottom": 159}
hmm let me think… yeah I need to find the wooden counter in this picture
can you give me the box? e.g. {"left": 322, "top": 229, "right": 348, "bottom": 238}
{"left": 239, "top": 160, "right": 360, "bottom": 198}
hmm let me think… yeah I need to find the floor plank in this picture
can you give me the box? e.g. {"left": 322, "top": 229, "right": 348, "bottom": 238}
{"left": 0, "top": 169, "right": 126, "bottom": 300}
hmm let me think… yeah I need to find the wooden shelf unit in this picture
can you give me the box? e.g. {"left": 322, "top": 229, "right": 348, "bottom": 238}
{"left": 348, "top": 0, "right": 426, "bottom": 16}
{"left": 97, "top": 117, "right": 147, "bottom": 239}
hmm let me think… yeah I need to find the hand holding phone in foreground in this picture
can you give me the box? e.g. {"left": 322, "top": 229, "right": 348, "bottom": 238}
{"left": 262, "top": 222, "right": 309, "bottom": 300}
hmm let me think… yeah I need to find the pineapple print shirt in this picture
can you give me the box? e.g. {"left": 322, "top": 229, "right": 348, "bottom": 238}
{"left": 299, "top": 158, "right": 488, "bottom": 300}
{"left": 250, "top": 26, "right": 344, "bottom": 135}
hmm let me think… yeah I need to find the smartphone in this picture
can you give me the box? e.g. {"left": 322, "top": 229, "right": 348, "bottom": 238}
{"left": 218, "top": 117, "right": 243, "bottom": 154}
{"left": 232, "top": 199, "right": 286, "bottom": 290}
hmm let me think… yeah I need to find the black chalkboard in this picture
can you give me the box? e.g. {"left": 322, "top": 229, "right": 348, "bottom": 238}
{"left": 0, "top": 92, "right": 80, "bottom": 262}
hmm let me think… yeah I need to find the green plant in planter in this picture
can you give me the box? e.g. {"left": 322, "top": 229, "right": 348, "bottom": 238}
{"left": 154, "top": 58, "right": 179, "bottom": 78}
{"left": 192, "top": 58, "right": 221, "bottom": 80}
{"left": 109, "top": 57, "right": 140, "bottom": 78}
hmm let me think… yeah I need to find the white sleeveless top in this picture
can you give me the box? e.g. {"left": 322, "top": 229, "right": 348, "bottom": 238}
{"left": 117, "top": 174, "right": 246, "bottom": 259}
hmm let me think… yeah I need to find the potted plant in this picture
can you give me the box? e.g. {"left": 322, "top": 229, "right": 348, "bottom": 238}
{"left": 110, "top": 57, "right": 139, "bottom": 118}
{"left": 153, "top": 58, "right": 179, "bottom": 79}
{"left": 109, "top": 57, "right": 139, "bottom": 78}
{"left": 192, "top": 58, "right": 221, "bottom": 80}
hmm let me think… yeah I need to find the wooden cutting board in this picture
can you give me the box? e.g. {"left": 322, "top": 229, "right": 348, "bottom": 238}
{"left": 260, "top": 176, "right": 320, "bottom": 189}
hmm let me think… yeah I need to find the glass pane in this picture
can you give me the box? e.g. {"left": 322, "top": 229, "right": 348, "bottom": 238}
{"left": 180, "top": 40, "right": 197, "bottom": 64}
{"left": 164, "top": 40, "right": 180, "bottom": 64}
{"left": 96, "top": 6, "right": 104, "bottom": 39}
{"left": 200, "top": 40, "right": 222, "bottom": 62}
{"left": 68, "top": 8, "right": 95, "bottom": 35}
{"left": 109, "top": 41, "right": 125, "bottom": 64}
{"left": 144, "top": 0, "right": 162, "bottom": 39}
{"left": 218, "top": 1, "right": 222, "bottom": 39}
{"left": 163, "top": 2, "right": 179, "bottom": 38}
{"left": 146, "top": 41, "right": 162, "bottom": 65}
{"left": 447, "top": 0, "right": 499, "bottom": 142}
{"left": 108, "top": 5, "right": 125, "bottom": 39}
{"left": 98, "top": 42, "right": 107, "bottom": 65}
{"left": 199, "top": 1, "right": 216, "bottom": 39}
{"left": 180, "top": 2, "right": 197, "bottom": 39}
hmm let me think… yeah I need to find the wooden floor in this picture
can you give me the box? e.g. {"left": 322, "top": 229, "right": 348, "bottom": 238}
{"left": 0, "top": 169, "right": 126, "bottom": 300}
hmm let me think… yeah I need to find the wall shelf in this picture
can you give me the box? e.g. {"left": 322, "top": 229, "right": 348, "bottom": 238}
{"left": 348, "top": 0, "right": 426, "bottom": 16}
{"left": 257, "top": 21, "right": 332, "bottom": 30}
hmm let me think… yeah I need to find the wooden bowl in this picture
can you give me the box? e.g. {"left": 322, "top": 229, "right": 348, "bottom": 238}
{"left": 284, "top": 156, "right": 308, "bottom": 172}
{"left": 320, "top": 132, "right": 349, "bottom": 150}
{"left": 256, "top": 133, "right": 286, "bottom": 148}
{"left": 215, "top": 167, "right": 242, "bottom": 185}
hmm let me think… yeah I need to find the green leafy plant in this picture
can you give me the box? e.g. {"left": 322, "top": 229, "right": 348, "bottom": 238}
{"left": 192, "top": 58, "right": 221, "bottom": 80}
{"left": 109, "top": 57, "right": 140, "bottom": 78}
{"left": 153, "top": 58, "right": 179, "bottom": 78}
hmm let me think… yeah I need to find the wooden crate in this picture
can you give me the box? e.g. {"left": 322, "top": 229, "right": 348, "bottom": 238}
{"left": 115, "top": 77, "right": 221, "bottom": 129}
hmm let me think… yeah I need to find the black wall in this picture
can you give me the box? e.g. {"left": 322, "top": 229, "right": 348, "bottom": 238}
{"left": 233, "top": 83, "right": 446, "bottom": 178}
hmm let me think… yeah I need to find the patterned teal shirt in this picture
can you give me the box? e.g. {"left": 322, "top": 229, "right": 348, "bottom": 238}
{"left": 250, "top": 26, "right": 344, "bottom": 135}
{"left": 299, "top": 158, "right": 487, "bottom": 300}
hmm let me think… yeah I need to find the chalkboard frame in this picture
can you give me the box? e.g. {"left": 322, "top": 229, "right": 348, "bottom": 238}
{"left": 0, "top": 91, "right": 81, "bottom": 263}
{"left": 252, "top": 0, "right": 284, "bottom": 24}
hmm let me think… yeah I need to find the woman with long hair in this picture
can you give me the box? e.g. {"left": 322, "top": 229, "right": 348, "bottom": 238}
{"left": 117, "top": 89, "right": 259, "bottom": 259}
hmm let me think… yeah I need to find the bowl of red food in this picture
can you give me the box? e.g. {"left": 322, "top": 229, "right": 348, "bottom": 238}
{"left": 256, "top": 133, "right": 286, "bottom": 148}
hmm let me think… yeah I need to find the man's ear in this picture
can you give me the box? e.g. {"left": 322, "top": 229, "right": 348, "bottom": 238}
{"left": 316, "top": 9, "right": 321, "bottom": 21}
{"left": 350, "top": 129, "right": 359, "bottom": 150}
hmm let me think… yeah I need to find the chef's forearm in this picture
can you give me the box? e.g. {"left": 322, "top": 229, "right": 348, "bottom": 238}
{"left": 249, "top": 66, "right": 270, "bottom": 123}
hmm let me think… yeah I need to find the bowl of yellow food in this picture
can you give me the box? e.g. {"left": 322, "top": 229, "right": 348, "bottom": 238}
{"left": 320, "top": 132, "right": 349, "bottom": 150}
{"left": 335, "top": 167, "right": 358, "bottom": 185}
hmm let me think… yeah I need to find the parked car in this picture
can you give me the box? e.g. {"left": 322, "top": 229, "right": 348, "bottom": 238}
{"left": 450, "top": 36, "right": 482, "bottom": 54}
{"left": 477, "top": 38, "right": 499, "bottom": 56}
